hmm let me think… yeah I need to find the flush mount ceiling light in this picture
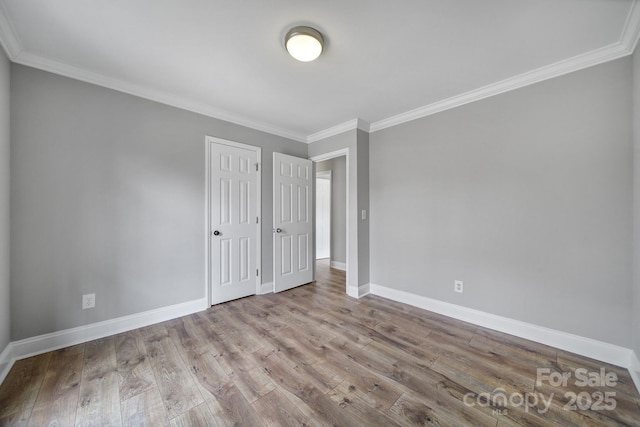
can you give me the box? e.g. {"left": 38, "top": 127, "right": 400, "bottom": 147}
{"left": 285, "top": 26, "right": 324, "bottom": 62}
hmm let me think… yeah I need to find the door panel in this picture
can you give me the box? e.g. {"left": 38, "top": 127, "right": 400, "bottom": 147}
{"left": 273, "top": 153, "right": 313, "bottom": 293}
{"left": 210, "top": 141, "right": 259, "bottom": 304}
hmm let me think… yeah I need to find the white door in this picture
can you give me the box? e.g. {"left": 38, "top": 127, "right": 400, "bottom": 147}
{"left": 316, "top": 171, "right": 331, "bottom": 259}
{"left": 209, "top": 139, "right": 260, "bottom": 304}
{"left": 273, "top": 153, "right": 313, "bottom": 293}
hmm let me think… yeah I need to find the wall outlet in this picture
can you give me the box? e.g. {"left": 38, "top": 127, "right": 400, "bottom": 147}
{"left": 454, "top": 280, "right": 464, "bottom": 293}
{"left": 82, "top": 293, "right": 95, "bottom": 309}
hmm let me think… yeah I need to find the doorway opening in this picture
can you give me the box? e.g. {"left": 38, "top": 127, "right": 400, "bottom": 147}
{"left": 316, "top": 170, "right": 331, "bottom": 260}
{"left": 314, "top": 155, "right": 347, "bottom": 274}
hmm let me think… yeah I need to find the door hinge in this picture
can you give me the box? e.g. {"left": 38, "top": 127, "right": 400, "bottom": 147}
{"left": 256, "top": 216, "right": 259, "bottom": 224}
{"left": 256, "top": 269, "right": 259, "bottom": 276}
{"left": 256, "top": 163, "right": 259, "bottom": 172}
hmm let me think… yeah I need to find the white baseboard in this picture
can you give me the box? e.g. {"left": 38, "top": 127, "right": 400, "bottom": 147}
{"left": 258, "top": 282, "right": 273, "bottom": 295}
{"left": 8, "top": 298, "right": 207, "bottom": 367}
{"left": 346, "top": 283, "right": 370, "bottom": 299}
{"left": 330, "top": 260, "right": 347, "bottom": 271}
{"left": 369, "top": 284, "right": 634, "bottom": 371}
{"left": 0, "top": 342, "right": 14, "bottom": 385}
{"left": 630, "top": 351, "right": 640, "bottom": 395}
{"left": 358, "top": 283, "right": 370, "bottom": 298}
{"left": 346, "top": 286, "right": 358, "bottom": 299}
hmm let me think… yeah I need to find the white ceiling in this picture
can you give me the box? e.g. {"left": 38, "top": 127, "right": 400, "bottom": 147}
{"left": 0, "top": 0, "right": 638, "bottom": 142}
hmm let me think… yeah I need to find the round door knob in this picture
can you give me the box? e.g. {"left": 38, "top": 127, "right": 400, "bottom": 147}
{"left": 213, "top": 230, "right": 220, "bottom": 236}
{"left": 275, "top": 228, "right": 282, "bottom": 233}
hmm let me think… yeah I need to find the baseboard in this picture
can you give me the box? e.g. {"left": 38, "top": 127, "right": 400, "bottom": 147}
{"left": 0, "top": 342, "right": 14, "bottom": 385}
{"left": 258, "top": 282, "right": 273, "bottom": 295}
{"left": 630, "top": 351, "right": 640, "bottom": 395}
{"left": 10, "top": 297, "right": 208, "bottom": 363}
{"left": 369, "top": 284, "right": 633, "bottom": 370}
{"left": 358, "top": 283, "right": 370, "bottom": 298}
{"left": 330, "top": 260, "right": 347, "bottom": 271}
{"left": 346, "top": 283, "right": 370, "bottom": 299}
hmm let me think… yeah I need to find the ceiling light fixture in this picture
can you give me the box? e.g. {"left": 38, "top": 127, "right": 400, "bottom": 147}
{"left": 285, "top": 26, "right": 324, "bottom": 62}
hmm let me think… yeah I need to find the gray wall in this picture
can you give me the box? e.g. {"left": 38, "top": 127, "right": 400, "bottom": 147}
{"left": 370, "top": 57, "right": 633, "bottom": 346}
{"left": 10, "top": 64, "right": 306, "bottom": 341}
{"left": 0, "top": 49, "right": 10, "bottom": 363}
{"left": 634, "top": 44, "right": 640, "bottom": 361}
{"left": 316, "top": 156, "right": 347, "bottom": 263}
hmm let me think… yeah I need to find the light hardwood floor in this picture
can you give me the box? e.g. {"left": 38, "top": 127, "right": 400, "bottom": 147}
{"left": 1, "top": 260, "right": 639, "bottom": 426}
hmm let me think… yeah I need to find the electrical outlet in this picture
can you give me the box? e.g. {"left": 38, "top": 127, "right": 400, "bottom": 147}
{"left": 454, "top": 280, "right": 464, "bottom": 293}
{"left": 82, "top": 293, "right": 95, "bottom": 309}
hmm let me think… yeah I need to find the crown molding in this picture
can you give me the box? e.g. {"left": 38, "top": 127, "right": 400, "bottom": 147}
{"left": 369, "top": 43, "right": 631, "bottom": 133}
{"left": 12, "top": 51, "right": 308, "bottom": 143}
{"left": 621, "top": 0, "right": 640, "bottom": 52}
{"left": 307, "top": 118, "right": 370, "bottom": 143}
{"left": 370, "top": 1, "right": 640, "bottom": 133}
{"left": 0, "top": 2, "right": 21, "bottom": 59}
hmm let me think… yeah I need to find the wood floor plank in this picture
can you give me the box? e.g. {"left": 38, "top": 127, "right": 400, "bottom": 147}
{"left": 115, "top": 329, "right": 156, "bottom": 402}
{"left": 27, "top": 344, "right": 85, "bottom": 427}
{"left": 250, "top": 389, "right": 318, "bottom": 427}
{"left": 186, "top": 313, "right": 275, "bottom": 406}
{"left": 228, "top": 366, "right": 276, "bottom": 404}
{"left": 0, "top": 352, "right": 51, "bottom": 424}
{"left": 352, "top": 340, "right": 452, "bottom": 399}
{"left": 185, "top": 350, "right": 263, "bottom": 427}
{"left": 271, "top": 325, "right": 404, "bottom": 410}
{"left": 424, "top": 331, "right": 544, "bottom": 385}
{"left": 468, "top": 333, "right": 557, "bottom": 372}
{"left": 390, "top": 391, "right": 497, "bottom": 427}
{"left": 271, "top": 295, "right": 373, "bottom": 348}
{"left": 431, "top": 354, "right": 534, "bottom": 399}
{"left": 534, "top": 372, "right": 640, "bottom": 427}
{"left": 76, "top": 337, "right": 122, "bottom": 426}
{"left": 556, "top": 350, "right": 639, "bottom": 399}
{"left": 327, "top": 384, "right": 405, "bottom": 427}
{"left": 192, "top": 311, "right": 260, "bottom": 377}
{"left": 165, "top": 315, "right": 209, "bottom": 356}
{"left": 250, "top": 345, "right": 361, "bottom": 426}
{"left": 365, "top": 330, "right": 439, "bottom": 368}
{"left": 121, "top": 387, "right": 168, "bottom": 427}
{"left": 168, "top": 403, "right": 219, "bottom": 427}
{"left": 140, "top": 323, "right": 204, "bottom": 418}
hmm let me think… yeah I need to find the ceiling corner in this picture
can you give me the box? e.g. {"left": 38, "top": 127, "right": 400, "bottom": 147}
{"left": 621, "top": 0, "right": 640, "bottom": 53}
{"left": 0, "top": 3, "right": 22, "bottom": 60}
{"left": 307, "top": 118, "right": 367, "bottom": 144}
{"left": 356, "top": 119, "right": 371, "bottom": 133}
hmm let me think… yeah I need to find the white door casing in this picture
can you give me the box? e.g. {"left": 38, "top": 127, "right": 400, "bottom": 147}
{"left": 273, "top": 153, "right": 313, "bottom": 293}
{"left": 208, "top": 137, "right": 261, "bottom": 304}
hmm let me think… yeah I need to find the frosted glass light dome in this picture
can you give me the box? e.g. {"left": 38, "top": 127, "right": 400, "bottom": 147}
{"left": 285, "top": 27, "right": 324, "bottom": 62}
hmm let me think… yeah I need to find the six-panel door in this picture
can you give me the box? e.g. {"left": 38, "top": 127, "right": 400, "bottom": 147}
{"left": 210, "top": 141, "right": 258, "bottom": 304}
{"left": 273, "top": 152, "right": 314, "bottom": 293}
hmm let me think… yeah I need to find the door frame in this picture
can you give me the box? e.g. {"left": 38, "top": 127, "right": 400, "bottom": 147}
{"left": 205, "top": 136, "right": 262, "bottom": 306}
{"left": 310, "top": 148, "right": 350, "bottom": 291}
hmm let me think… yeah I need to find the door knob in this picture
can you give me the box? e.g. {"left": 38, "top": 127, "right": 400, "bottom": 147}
{"left": 274, "top": 228, "right": 282, "bottom": 233}
{"left": 213, "top": 230, "right": 220, "bottom": 236}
